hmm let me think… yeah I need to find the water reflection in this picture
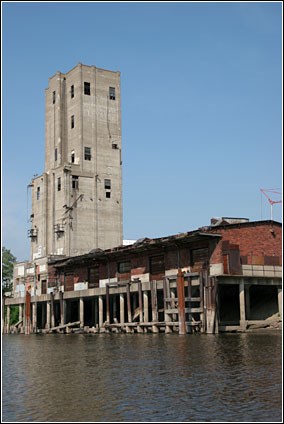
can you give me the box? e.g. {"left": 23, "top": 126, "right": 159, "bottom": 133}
{"left": 2, "top": 332, "right": 282, "bottom": 422}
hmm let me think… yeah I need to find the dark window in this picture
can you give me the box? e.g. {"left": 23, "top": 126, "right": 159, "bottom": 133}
{"left": 106, "top": 192, "right": 111, "bottom": 198}
{"left": 112, "top": 143, "right": 118, "bottom": 149}
{"left": 71, "top": 152, "right": 75, "bottom": 163}
{"left": 88, "top": 267, "right": 100, "bottom": 288}
{"left": 72, "top": 176, "right": 79, "bottom": 189}
{"left": 84, "top": 82, "right": 90, "bottom": 95}
{"left": 84, "top": 147, "right": 91, "bottom": 160}
{"left": 190, "top": 247, "right": 209, "bottom": 272}
{"left": 150, "top": 255, "right": 165, "bottom": 275}
{"left": 52, "top": 91, "right": 56, "bottom": 104}
{"left": 55, "top": 148, "right": 57, "bottom": 161}
{"left": 71, "top": 115, "right": 74, "bottom": 129}
{"left": 57, "top": 177, "right": 61, "bottom": 191}
{"left": 104, "top": 179, "right": 111, "bottom": 189}
{"left": 71, "top": 85, "right": 74, "bottom": 98}
{"left": 109, "top": 87, "right": 115, "bottom": 100}
{"left": 118, "top": 261, "right": 131, "bottom": 274}
{"left": 36, "top": 187, "right": 40, "bottom": 200}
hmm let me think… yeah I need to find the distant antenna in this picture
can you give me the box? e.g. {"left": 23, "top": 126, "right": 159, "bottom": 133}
{"left": 260, "top": 188, "right": 282, "bottom": 220}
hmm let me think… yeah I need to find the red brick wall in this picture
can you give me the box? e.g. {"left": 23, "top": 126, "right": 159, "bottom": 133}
{"left": 209, "top": 223, "right": 282, "bottom": 266}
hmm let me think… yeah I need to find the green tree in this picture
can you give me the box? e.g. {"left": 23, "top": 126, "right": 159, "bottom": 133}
{"left": 2, "top": 246, "right": 17, "bottom": 294}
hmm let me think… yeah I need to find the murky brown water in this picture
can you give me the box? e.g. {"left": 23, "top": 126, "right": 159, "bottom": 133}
{"left": 2, "top": 332, "right": 282, "bottom": 422}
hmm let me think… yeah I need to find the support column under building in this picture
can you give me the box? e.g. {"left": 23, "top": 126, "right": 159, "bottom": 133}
{"left": 143, "top": 291, "right": 149, "bottom": 329}
{"left": 79, "top": 298, "right": 84, "bottom": 328}
{"left": 99, "top": 295, "right": 103, "bottom": 328}
{"left": 19, "top": 304, "right": 23, "bottom": 323}
{"left": 32, "top": 302, "right": 37, "bottom": 333}
{"left": 6, "top": 305, "right": 10, "bottom": 334}
{"left": 239, "top": 279, "right": 246, "bottom": 331}
{"left": 278, "top": 287, "right": 282, "bottom": 320}
{"left": 245, "top": 285, "right": 250, "bottom": 321}
{"left": 120, "top": 293, "right": 125, "bottom": 325}
{"left": 46, "top": 301, "right": 51, "bottom": 330}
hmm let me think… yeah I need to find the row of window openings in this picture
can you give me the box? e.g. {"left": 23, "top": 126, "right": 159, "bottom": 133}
{"left": 88, "top": 257, "right": 164, "bottom": 283}
{"left": 117, "top": 250, "right": 207, "bottom": 275}
{"left": 52, "top": 85, "right": 116, "bottom": 104}
{"left": 55, "top": 145, "right": 118, "bottom": 163}
{"left": 37, "top": 178, "right": 112, "bottom": 197}
{"left": 55, "top": 147, "right": 92, "bottom": 162}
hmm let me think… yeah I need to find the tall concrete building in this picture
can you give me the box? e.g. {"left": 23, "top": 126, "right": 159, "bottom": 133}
{"left": 29, "top": 63, "right": 123, "bottom": 260}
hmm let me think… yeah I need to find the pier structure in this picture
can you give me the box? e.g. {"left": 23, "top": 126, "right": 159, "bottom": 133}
{"left": 5, "top": 219, "right": 282, "bottom": 335}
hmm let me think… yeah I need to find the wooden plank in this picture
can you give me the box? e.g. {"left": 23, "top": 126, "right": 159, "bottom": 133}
{"left": 165, "top": 297, "right": 201, "bottom": 302}
{"left": 166, "top": 307, "right": 203, "bottom": 314}
{"left": 42, "top": 321, "right": 80, "bottom": 333}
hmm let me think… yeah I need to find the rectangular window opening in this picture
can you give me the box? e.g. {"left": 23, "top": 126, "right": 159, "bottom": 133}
{"left": 55, "top": 148, "right": 57, "bottom": 162}
{"left": 118, "top": 261, "right": 131, "bottom": 274}
{"left": 150, "top": 255, "right": 165, "bottom": 275}
{"left": 104, "top": 179, "right": 111, "bottom": 190}
{"left": 84, "top": 147, "right": 91, "bottom": 161}
{"left": 72, "top": 176, "right": 79, "bottom": 189}
{"left": 106, "top": 192, "right": 111, "bottom": 199}
{"left": 109, "top": 87, "right": 115, "bottom": 100}
{"left": 71, "top": 85, "right": 74, "bottom": 98}
{"left": 52, "top": 91, "right": 56, "bottom": 104}
{"left": 84, "top": 82, "right": 90, "bottom": 95}
{"left": 57, "top": 177, "right": 61, "bottom": 191}
{"left": 36, "top": 187, "right": 40, "bottom": 200}
{"left": 71, "top": 115, "right": 74, "bottom": 129}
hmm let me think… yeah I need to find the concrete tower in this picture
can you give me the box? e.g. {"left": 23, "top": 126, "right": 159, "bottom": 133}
{"left": 29, "top": 63, "right": 123, "bottom": 260}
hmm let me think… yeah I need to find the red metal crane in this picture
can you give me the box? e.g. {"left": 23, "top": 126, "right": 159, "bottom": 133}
{"left": 260, "top": 188, "right": 282, "bottom": 220}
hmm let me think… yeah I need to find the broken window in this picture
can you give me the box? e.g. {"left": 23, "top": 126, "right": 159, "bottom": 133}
{"left": 52, "top": 91, "right": 56, "bottom": 104}
{"left": 190, "top": 247, "right": 209, "bottom": 272}
{"left": 118, "top": 261, "right": 131, "bottom": 274}
{"left": 36, "top": 187, "right": 40, "bottom": 200}
{"left": 84, "top": 82, "right": 90, "bottom": 95}
{"left": 72, "top": 175, "right": 79, "bottom": 189}
{"left": 71, "top": 115, "right": 74, "bottom": 129}
{"left": 88, "top": 266, "right": 100, "bottom": 288}
{"left": 57, "top": 177, "right": 61, "bottom": 191}
{"left": 71, "top": 85, "right": 74, "bottom": 98}
{"left": 84, "top": 147, "right": 91, "bottom": 161}
{"left": 150, "top": 255, "right": 165, "bottom": 275}
{"left": 104, "top": 179, "right": 111, "bottom": 190}
{"left": 109, "top": 87, "right": 115, "bottom": 100}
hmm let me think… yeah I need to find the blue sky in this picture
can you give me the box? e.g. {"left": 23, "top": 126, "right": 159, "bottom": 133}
{"left": 2, "top": 1, "right": 283, "bottom": 262}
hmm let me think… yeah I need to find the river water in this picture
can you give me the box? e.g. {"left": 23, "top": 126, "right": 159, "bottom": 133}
{"left": 2, "top": 332, "right": 282, "bottom": 422}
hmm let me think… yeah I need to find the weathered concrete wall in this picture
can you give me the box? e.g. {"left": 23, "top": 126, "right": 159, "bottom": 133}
{"left": 29, "top": 63, "right": 123, "bottom": 261}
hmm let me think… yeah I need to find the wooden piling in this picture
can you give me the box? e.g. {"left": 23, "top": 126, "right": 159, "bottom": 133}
{"left": 120, "top": 293, "right": 125, "bottom": 325}
{"left": 177, "top": 269, "right": 186, "bottom": 335}
{"left": 163, "top": 278, "right": 172, "bottom": 333}
{"left": 79, "top": 297, "right": 84, "bottom": 328}
{"left": 126, "top": 283, "right": 132, "bottom": 323}
{"left": 99, "top": 295, "right": 103, "bottom": 328}
{"left": 50, "top": 292, "right": 55, "bottom": 328}
{"left": 143, "top": 291, "right": 149, "bottom": 332}
{"left": 151, "top": 280, "right": 159, "bottom": 333}
{"left": 25, "top": 291, "right": 31, "bottom": 335}
{"left": 126, "top": 282, "right": 133, "bottom": 332}
{"left": 59, "top": 291, "right": 64, "bottom": 326}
